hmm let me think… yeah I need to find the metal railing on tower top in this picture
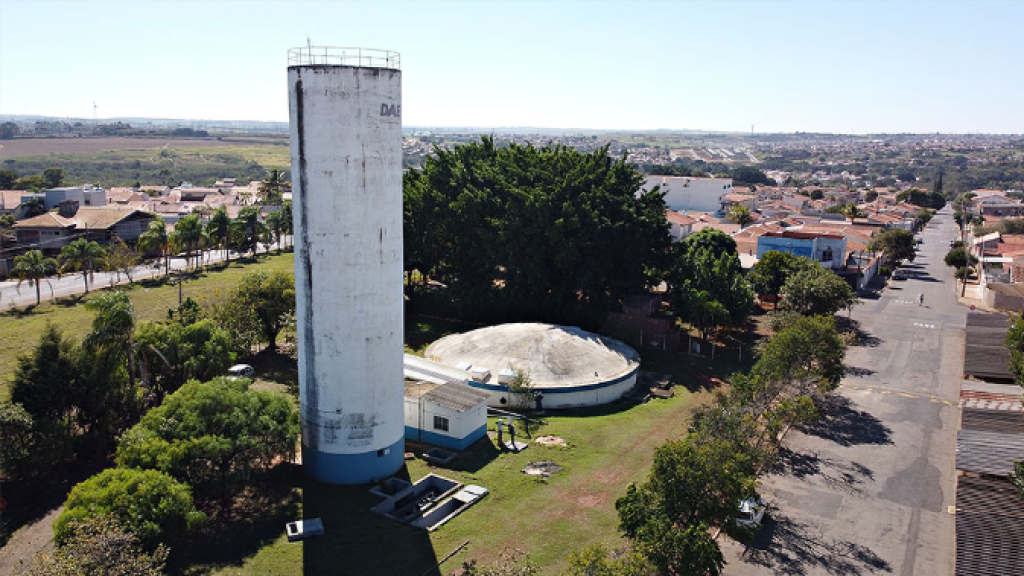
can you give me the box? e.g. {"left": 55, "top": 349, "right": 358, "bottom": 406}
{"left": 288, "top": 46, "right": 401, "bottom": 69}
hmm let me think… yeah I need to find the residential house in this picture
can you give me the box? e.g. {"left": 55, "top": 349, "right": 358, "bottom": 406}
{"left": 13, "top": 202, "right": 156, "bottom": 256}
{"left": 756, "top": 230, "right": 847, "bottom": 270}
{"left": 665, "top": 210, "right": 696, "bottom": 242}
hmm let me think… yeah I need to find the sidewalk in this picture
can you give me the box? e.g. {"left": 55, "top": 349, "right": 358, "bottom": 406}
{"left": 956, "top": 281, "right": 1007, "bottom": 315}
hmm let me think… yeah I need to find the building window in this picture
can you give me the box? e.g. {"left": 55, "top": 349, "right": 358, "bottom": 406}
{"left": 433, "top": 416, "right": 449, "bottom": 432}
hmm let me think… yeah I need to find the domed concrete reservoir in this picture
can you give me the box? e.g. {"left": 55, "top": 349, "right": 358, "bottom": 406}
{"left": 424, "top": 323, "right": 640, "bottom": 409}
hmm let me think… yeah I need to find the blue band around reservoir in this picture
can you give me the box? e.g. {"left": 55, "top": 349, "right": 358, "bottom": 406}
{"left": 302, "top": 436, "right": 405, "bottom": 485}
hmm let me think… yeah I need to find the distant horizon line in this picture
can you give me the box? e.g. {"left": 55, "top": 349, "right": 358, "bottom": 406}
{"left": 0, "top": 113, "right": 1021, "bottom": 137}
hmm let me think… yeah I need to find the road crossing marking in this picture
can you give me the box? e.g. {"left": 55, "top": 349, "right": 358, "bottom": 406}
{"left": 913, "top": 322, "right": 935, "bottom": 329}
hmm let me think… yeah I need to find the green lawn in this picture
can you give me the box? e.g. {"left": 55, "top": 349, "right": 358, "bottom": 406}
{"left": 198, "top": 380, "right": 720, "bottom": 576}
{"left": 0, "top": 251, "right": 296, "bottom": 402}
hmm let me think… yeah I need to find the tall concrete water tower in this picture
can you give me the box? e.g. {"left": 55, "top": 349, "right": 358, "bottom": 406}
{"left": 287, "top": 47, "right": 404, "bottom": 485}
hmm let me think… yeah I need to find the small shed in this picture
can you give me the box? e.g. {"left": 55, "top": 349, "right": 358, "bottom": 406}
{"left": 405, "top": 380, "right": 489, "bottom": 451}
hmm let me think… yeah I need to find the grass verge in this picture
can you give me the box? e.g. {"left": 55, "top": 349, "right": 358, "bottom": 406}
{"left": 0, "top": 251, "right": 295, "bottom": 402}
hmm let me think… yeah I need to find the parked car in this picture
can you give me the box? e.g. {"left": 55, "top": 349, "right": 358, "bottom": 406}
{"left": 227, "top": 364, "right": 255, "bottom": 379}
{"left": 892, "top": 269, "right": 906, "bottom": 280}
{"left": 736, "top": 497, "right": 768, "bottom": 528}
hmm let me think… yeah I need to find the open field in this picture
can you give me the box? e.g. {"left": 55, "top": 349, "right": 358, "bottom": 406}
{"left": 1, "top": 137, "right": 291, "bottom": 187}
{"left": 0, "top": 136, "right": 288, "bottom": 159}
{"left": 0, "top": 251, "right": 296, "bottom": 402}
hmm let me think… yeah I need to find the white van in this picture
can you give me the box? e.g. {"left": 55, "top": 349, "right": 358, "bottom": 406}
{"left": 227, "top": 364, "right": 255, "bottom": 379}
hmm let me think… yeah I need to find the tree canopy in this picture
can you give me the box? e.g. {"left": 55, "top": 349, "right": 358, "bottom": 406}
{"left": 747, "top": 251, "right": 813, "bottom": 306}
{"left": 135, "top": 319, "right": 234, "bottom": 399}
{"left": 780, "top": 264, "right": 857, "bottom": 317}
{"left": 54, "top": 468, "right": 204, "bottom": 550}
{"left": 404, "top": 136, "right": 670, "bottom": 326}
{"left": 22, "top": 516, "right": 168, "bottom": 576}
{"left": 115, "top": 377, "right": 298, "bottom": 499}
{"left": 869, "top": 228, "right": 916, "bottom": 264}
{"left": 667, "top": 229, "right": 752, "bottom": 338}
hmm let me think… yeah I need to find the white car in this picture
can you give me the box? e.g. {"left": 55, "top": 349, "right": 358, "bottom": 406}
{"left": 227, "top": 364, "right": 255, "bottom": 379}
{"left": 736, "top": 497, "right": 767, "bottom": 528}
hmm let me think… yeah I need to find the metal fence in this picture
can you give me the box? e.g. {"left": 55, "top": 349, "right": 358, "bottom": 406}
{"left": 287, "top": 46, "right": 401, "bottom": 69}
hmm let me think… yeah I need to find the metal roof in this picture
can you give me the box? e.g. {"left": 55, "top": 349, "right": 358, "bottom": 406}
{"left": 955, "top": 476, "right": 1024, "bottom": 576}
{"left": 963, "top": 313, "right": 1015, "bottom": 382}
{"left": 956, "top": 429, "right": 1024, "bottom": 476}
{"left": 961, "top": 407, "right": 1024, "bottom": 434}
{"left": 422, "top": 381, "right": 490, "bottom": 413}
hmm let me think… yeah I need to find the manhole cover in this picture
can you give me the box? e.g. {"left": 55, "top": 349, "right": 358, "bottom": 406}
{"left": 522, "top": 461, "right": 563, "bottom": 478}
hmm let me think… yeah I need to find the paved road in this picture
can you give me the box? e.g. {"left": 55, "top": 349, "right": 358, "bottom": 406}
{"left": 0, "top": 244, "right": 283, "bottom": 310}
{"left": 723, "top": 208, "right": 963, "bottom": 576}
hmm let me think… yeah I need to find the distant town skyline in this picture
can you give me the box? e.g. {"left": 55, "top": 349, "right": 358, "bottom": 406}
{"left": 1, "top": 0, "right": 1022, "bottom": 134}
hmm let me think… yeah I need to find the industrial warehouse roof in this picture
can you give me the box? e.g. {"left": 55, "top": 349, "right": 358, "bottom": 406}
{"left": 424, "top": 323, "right": 639, "bottom": 390}
{"left": 962, "top": 312, "right": 1014, "bottom": 382}
{"left": 955, "top": 476, "right": 1024, "bottom": 576}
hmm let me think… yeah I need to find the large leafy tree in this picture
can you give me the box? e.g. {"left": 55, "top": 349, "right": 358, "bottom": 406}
{"left": 42, "top": 167, "right": 65, "bottom": 189}
{"left": 116, "top": 378, "right": 298, "bottom": 499}
{"left": 747, "top": 250, "right": 812, "bottom": 308}
{"left": 53, "top": 468, "right": 205, "bottom": 550}
{"left": 20, "top": 196, "right": 46, "bottom": 217}
{"left": 135, "top": 319, "right": 234, "bottom": 398}
{"left": 214, "top": 270, "right": 295, "bottom": 352}
{"left": 616, "top": 434, "right": 755, "bottom": 576}
{"left": 667, "top": 229, "right": 753, "bottom": 339}
{"left": 869, "top": 228, "right": 916, "bottom": 265}
{"left": 403, "top": 137, "right": 670, "bottom": 326}
{"left": 11, "top": 324, "right": 81, "bottom": 430}
{"left": 11, "top": 249, "right": 57, "bottom": 305}
{"left": 780, "top": 265, "right": 858, "bottom": 317}
{"left": 138, "top": 217, "right": 172, "bottom": 276}
{"left": 726, "top": 204, "right": 754, "bottom": 228}
{"left": 59, "top": 238, "right": 106, "bottom": 294}
{"left": 752, "top": 314, "right": 846, "bottom": 398}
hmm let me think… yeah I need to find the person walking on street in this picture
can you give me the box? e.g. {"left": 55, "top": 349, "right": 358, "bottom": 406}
{"left": 919, "top": 293, "right": 924, "bottom": 306}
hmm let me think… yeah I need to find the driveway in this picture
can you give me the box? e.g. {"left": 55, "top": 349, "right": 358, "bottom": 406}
{"left": 722, "top": 209, "right": 963, "bottom": 576}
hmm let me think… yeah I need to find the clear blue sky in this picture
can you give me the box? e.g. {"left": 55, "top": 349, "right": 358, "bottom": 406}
{"left": 1, "top": 0, "right": 1022, "bottom": 133}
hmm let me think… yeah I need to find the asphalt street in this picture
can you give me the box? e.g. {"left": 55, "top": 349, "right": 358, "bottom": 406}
{"left": 722, "top": 208, "right": 964, "bottom": 576}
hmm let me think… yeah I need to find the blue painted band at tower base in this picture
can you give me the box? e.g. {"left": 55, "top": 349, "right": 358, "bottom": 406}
{"left": 302, "top": 437, "right": 405, "bottom": 485}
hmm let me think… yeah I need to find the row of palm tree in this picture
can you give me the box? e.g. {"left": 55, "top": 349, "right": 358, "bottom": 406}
{"left": 10, "top": 204, "right": 293, "bottom": 306}
{"left": 12, "top": 237, "right": 106, "bottom": 305}
{"left": 137, "top": 203, "right": 293, "bottom": 276}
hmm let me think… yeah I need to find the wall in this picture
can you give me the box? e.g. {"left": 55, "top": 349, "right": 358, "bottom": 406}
{"left": 404, "top": 396, "right": 487, "bottom": 451}
{"left": 644, "top": 176, "right": 733, "bottom": 213}
{"left": 984, "top": 283, "right": 1024, "bottom": 312}
{"left": 468, "top": 368, "right": 638, "bottom": 410}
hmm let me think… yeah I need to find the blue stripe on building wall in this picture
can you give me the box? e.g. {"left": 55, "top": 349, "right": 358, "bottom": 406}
{"left": 406, "top": 422, "right": 487, "bottom": 451}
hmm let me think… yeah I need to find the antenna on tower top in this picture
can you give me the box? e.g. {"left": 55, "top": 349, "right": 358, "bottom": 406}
{"left": 93, "top": 102, "right": 97, "bottom": 124}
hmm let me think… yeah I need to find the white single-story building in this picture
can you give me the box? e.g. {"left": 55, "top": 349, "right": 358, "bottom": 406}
{"left": 404, "top": 380, "right": 490, "bottom": 451}
{"left": 403, "top": 355, "right": 489, "bottom": 450}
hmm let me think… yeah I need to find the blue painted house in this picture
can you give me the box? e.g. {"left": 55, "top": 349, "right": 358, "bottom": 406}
{"left": 756, "top": 230, "right": 847, "bottom": 269}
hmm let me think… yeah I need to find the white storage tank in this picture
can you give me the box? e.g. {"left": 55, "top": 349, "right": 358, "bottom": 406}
{"left": 288, "top": 46, "right": 404, "bottom": 485}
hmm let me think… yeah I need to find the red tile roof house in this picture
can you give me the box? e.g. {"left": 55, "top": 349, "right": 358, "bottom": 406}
{"left": 12, "top": 201, "right": 156, "bottom": 257}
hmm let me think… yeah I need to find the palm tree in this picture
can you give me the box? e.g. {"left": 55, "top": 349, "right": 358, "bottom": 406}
{"left": 206, "top": 207, "right": 232, "bottom": 263}
{"left": 12, "top": 249, "right": 57, "bottom": 305}
{"left": 85, "top": 291, "right": 137, "bottom": 391}
{"left": 266, "top": 210, "right": 285, "bottom": 253}
{"left": 171, "top": 214, "right": 203, "bottom": 269}
{"left": 841, "top": 203, "right": 866, "bottom": 220}
{"left": 727, "top": 205, "right": 754, "bottom": 228}
{"left": 59, "top": 238, "right": 106, "bottom": 294}
{"left": 138, "top": 217, "right": 171, "bottom": 277}
{"left": 259, "top": 168, "right": 285, "bottom": 205}
{"left": 237, "top": 207, "right": 263, "bottom": 258}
